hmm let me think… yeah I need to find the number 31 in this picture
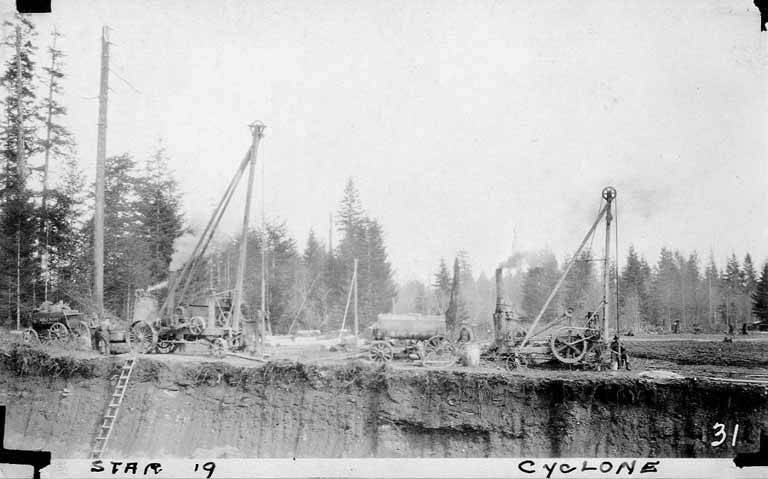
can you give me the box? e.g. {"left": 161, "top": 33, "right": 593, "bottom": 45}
{"left": 711, "top": 423, "right": 739, "bottom": 447}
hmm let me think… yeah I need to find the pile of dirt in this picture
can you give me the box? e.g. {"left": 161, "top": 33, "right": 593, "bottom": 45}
{"left": 624, "top": 340, "right": 768, "bottom": 367}
{"left": 2, "top": 344, "right": 768, "bottom": 459}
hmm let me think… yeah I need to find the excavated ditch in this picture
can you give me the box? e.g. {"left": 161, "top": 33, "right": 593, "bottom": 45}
{"left": 1, "top": 344, "right": 767, "bottom": 458}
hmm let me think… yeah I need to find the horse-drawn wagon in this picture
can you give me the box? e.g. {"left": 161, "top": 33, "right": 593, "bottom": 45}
{"left": 22, "top": 301, "right": 92, "bottom": 345}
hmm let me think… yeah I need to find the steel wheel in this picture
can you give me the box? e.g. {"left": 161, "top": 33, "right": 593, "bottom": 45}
{"left": 426, "top": 335, "right": 446, "bottom": 350}
{"left": 22, "top": 328, "right": 39, "bottom": 344}
{"left": 47, "top": 322, "right": 69, "bottom": 343}
{"left": 505, "top": 352, "right": 528, "bottom": 371}
{"left": 129, "top": 321, "right": 157, "bottom": 354}
{"left": 188, "top": 316, "right": 206, "bottom": 336}
{"left": 550, "top": 327, "right": 588, "bottom": 364}
{"left": 368, "top": 340, "right": 393, "bottom": 363}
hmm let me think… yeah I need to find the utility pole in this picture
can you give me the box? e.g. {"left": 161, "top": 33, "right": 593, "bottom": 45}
{"left": 41, "top": 29, "right": 60, "bottom": 303}
{"left": 231, "top": 122, "right": 266, "bottom": 335}
{"left": 94, "top": 26, "right": 110, "bottom": 321}
{"left": 260, "top": 155, "right": 267, "bottom": 340}
{"left": 353, "top": 258, "right": 359, "bottom": 347}
{"left": 602, "top": 188, "right": 615, "bottom": 345}
{"left": 328, "top": 212, "right": 333, "bottom": 254}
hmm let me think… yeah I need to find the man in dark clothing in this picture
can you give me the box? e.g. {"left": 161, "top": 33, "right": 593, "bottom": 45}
{"left": 92, "top": 314, "right": 110, "bottom": 355}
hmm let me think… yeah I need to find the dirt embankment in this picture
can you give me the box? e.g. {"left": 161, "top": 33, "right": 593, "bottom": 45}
{"left": 1, "top": 345, "right": 768, "bottom": 458}
{"left": 624, "top": 339, "right": 768, "bottom": 367}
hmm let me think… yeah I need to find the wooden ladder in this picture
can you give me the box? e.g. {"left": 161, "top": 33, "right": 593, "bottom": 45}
{"left": 90, "top": 357, "right": 136, "bottom": 459}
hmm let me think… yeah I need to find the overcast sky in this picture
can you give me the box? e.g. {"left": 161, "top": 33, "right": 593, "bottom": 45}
{"left": 1, "top": 0, "right": 766, "bottom": 284}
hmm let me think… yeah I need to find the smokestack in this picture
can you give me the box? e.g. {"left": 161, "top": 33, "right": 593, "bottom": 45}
{"left": 492, "top": 266, "right": 510, "bottom": 347}
{"left": 495, "top": 267, "right": 503, "bottom": 310}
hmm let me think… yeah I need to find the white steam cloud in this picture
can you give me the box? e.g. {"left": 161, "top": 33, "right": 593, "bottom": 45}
{"left": 169, "top": 232, "right": 198, "bottom": 272}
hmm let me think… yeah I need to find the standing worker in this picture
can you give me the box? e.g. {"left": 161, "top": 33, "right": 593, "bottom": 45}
{"left": 92, "top": 313, "right": 111, "bottom": 355}
{"left": 243, "top": 306, "right": 260, "bottom": 355}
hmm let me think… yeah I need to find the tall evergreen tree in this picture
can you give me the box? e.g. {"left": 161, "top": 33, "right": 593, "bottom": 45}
{"left": 743, "top": 253, "right": 757, "bottom": 321}
{"left": 723, "top": 253, "right": 742, "bottom": 327}
{"left": 753, "top": 262, "right": 768, "bottom": 322}
{"left": 36, "top": 29, "right": 81, "bottom": 305}
{"left": 432, "top": 258, "right": 451, "bottom": 313}
{"left": 333, "top": 179, "right": 396, "bottom": 327}
{"left": 562, "top": 249, "right": 598, "bottom": 313}
{"left": 704, "top": 252, "right": 721, "bottom": 328}
{"left": 649, "top": 248, "right": 681, "bottom": 329}
{"left": 302, "top": 229, "right": 329, "bottom": 328}
{"left": 135, "top": 145, "right": 184, "bottom": 283}
{"left": 0, "top": 15, "right": 42, "bottom": 324}
{"left": 521, "top": 251, "right": 559, "bottom": 320}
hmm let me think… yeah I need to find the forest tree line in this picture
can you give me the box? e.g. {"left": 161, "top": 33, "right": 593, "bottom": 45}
{"left": 4, "top": 15, "right": 766, "bottom": 336}
{"left": 0, "top": 16, "right": 399, "bottom": 332}
{"left": 395, "top": 247, "right": 768, "bottom": 336}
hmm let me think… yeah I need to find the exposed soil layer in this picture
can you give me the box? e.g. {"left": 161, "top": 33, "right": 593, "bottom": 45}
{"left": 624, "top": 339, "right": 768, "bottom": 367}
{"left": 2, "top": 344, "right": 768, "bottom": 459}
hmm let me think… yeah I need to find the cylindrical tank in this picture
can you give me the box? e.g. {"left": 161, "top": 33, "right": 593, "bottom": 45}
{"left": 372, "top": 314, "right": 445, "bottom": 340}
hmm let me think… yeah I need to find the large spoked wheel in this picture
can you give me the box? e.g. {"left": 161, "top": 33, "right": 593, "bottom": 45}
{"left": 47, "top": 322, "right": 70, "bottom": 343}
{"left": 188, "top": 316, "right": 206, "bottom": 336}
{"left": 423, "top": 336, "right": 456, "bottom": 368}
{"left": 22, "top": 328, "right": 39, "bottom": 344}
{"left": 550, "top": 327, "right": 589, "bottom": 364}
{"left": 426, "top": 335, "right": 447, "bottom": 351}
{"left": 368, "top": 340, "right": 394, "bottom": 363}
{"left": 129, "top": 321, "right": 157, "bottom": 354}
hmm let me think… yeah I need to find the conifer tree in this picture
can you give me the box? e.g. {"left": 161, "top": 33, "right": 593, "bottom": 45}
{"left": 753, "top": 262, "right": 768, "bottom": 322}
{"left": 0, "top": 15, "right": 41, "bottom": 323}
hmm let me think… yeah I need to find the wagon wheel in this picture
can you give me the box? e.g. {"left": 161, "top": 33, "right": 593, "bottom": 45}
{"left": 368, "top": 340, "right": 393, "bottom": 363}
{"left": 550, "top": 327, "right": 589, "bottom": 364}
{"left": 188, "top": 316, "right": 206, "bottom": 336}
{"left": 426, "top": 335, "right": 447, "bottom": 350}
{"left": 422, "top": 347, "right": 456, "bottom": 368}
{"left": 156, "top": 340, "right": 176, "bottom": 354}
{"left": 129, "top": 321, "right": 157, "bottom": 354}
{"left": 422, "top": 337, "right": 456, "bottom": 368}
{"left": 504, "top": 352, "right": 529, "bottom": 371}
{"left": 47, "top": 322, "right": 70, "bottom": 343}
{"left": 22, "top": 328, "right": 39, "bottom": 344}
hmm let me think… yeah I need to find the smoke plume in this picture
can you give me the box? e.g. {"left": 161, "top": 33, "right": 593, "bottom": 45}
{"left": 169, "top": 232, "right": 198, "bottom": 272}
